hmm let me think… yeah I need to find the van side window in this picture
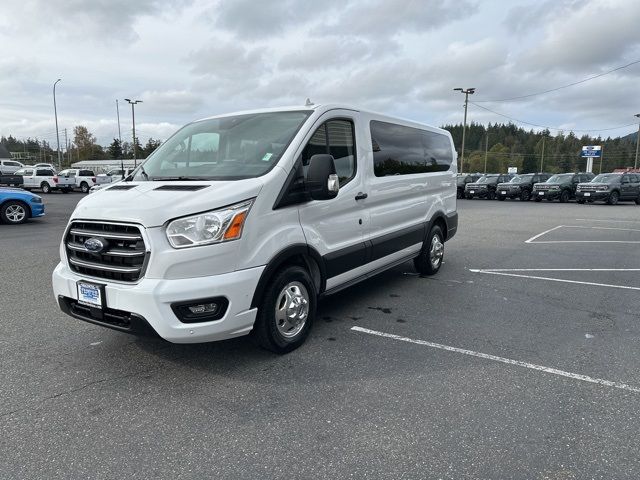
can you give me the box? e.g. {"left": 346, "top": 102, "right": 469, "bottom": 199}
{"left": 301, "top": 120, "right": 356, "bottom": 186}
{"left": 370, "top": 120, "right": 452, "bottom": 176}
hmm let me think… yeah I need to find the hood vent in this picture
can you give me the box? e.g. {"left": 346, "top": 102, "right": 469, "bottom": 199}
{"left": 108, "top": 185, "right": 137, "bottom": 191}
{"left": 154, "top": 185, "right": 209, "bottom": 191}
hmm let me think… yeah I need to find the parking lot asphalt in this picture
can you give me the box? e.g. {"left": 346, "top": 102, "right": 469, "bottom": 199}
{"left": 2, "top": 193, "right": 640, "bottom": 479}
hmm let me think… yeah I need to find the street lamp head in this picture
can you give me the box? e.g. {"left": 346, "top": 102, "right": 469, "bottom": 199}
{"left": 124, "top": 98, "right": 131, "bottom": 102}
{"left": 468, "top": 88, "right": 476, "bottom": 94}
{"left": 453, "top": 88, "right": 463, "bottom": 91}
{"left": 635, "top": 113, "right": 640, "bottom": 118}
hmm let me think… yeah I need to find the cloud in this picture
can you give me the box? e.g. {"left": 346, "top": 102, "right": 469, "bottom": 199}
{"left": 518, "top": 0, "right": 640, "bottom": 72}
{"left": 139, "top": 90, "right": 203, "bottom": 113}
{"left": 3, "top": 0, "right": 190, "bottom": 41}
{"left": 325, "top": 0, "right": 478, "bottom": 37}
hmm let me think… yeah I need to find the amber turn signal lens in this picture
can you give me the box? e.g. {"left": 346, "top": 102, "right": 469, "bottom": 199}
{"left": 223, "top": 211, "right": 248, "bottom": 240}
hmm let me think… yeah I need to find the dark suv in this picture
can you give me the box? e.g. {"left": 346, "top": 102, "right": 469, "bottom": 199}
{"left": 457, "top": 173, "right": 483, "bottom": 199}
{"left": 465, "top": 174, "right": 514, "bottom": 200}
{"left": 532, "top": 172, "right": 595, "bottom": 203}
{"left": 576, "top": 172, "right": 640, "bottom": 205}
{"left": 497, "top": 173, "right": 552, "bottom": 201}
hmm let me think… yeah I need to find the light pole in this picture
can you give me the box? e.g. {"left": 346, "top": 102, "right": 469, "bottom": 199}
{"left": 634, "top": 113, "right": 640, "bottom": 169}
{"left": 53, "top": 79, "right": 62, "bottom": 170}
{"left": 453, "top": 87, "right": 475, "bottom": 175}
{"left": 125, "top": 98, "right": 142, "bottom": 167}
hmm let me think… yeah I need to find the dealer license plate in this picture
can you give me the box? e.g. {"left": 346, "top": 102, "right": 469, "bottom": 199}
{"left": 77, "top": 282, "right": 104, "bottom": 309}
{"left": 538, "top": 191, "right": 544, "bottom": 195}
{"left": 584, "top": 192, "right": 591, "bottom": 197}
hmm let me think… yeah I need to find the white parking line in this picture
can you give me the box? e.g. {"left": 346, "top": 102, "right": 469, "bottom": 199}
{"left": 470, "top": 269, "right": 640, "bottom": 291}
{"left": 478, "top": 268, "right": 640, "bottom": 272}
{"left": 575, "top": 218, "right": 640, "bottom": 224}
{"left": 351, "top": 326, "right": 640, "bottom": 394}
{"left": 524, "top": 225, "right": 564, "bottom": 243}
{"left": 525, "top": 225, "right": 640, "bottom": 244}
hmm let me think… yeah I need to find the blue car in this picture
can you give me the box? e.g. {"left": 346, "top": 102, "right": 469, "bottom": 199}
{"left": 0, "top": 187, "right": 45, "bottom": 225}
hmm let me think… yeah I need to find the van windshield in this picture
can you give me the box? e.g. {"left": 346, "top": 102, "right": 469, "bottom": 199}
{"left": 133, "top": 111, "right": 311, "bottom": 181}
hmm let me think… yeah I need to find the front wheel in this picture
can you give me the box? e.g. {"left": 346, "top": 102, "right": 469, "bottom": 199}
{"left": 0, "top": 201, "right": 28, "bottom": 224}
{"left": 607, "top": 191, "right": 619, "bottom": 205}
{"left": 559, "top": 190, "right": 570, "bottom": 203}
{"left": 253, "top": 265, "right": 316, "bottom": 354}
{"left": 80, "top": 182, "right": 89, "bottom": 193}
{"left": 414, "top": 225, "right": 444, "bottom": 276}
{"left": 41, "top": 182, "right": 51, "bottom": 194}
{"left": 520, "top": 190, "right": 531, "bottom": 201}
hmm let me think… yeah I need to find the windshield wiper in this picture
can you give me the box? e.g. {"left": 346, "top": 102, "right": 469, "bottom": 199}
{"left": 150, "top": 176, "right": 202, "bottom": 181}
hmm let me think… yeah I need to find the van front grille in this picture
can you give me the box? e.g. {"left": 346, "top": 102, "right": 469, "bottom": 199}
{"left": 65, "top": 221, "right": 149, "bottom": 282}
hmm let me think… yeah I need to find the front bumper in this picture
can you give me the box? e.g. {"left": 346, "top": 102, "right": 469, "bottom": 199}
{"left": 465, "top": 188, "right": 489, "bottom": 198}
{"left": 576, "top": 191, "right": 609, "bottom": 201}
{"left": 31, "top": 203, "right": 45, "bottom": 217}
{"left": 496, "top": 188, "right": 519, "bottom": 199}
{"left": 52, "top": 262, "right": 263, "bottom": 343}
{"left": 534, "top": 189, "right": 560, "bottom": 200}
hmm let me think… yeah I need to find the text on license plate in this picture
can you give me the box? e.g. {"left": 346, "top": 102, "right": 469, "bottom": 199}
{"left": 538, "top": 191, "right": 544, "bottom": 195}
{"left": 77, "top": 282, "right": 102, "bottom": 309}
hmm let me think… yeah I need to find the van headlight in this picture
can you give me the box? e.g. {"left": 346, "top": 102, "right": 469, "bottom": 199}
{"left": 166, "top": 199, "right": 253, "bottom": 248}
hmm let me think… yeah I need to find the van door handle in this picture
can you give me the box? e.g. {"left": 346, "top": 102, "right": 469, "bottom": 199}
{"left": 355, "top": 192, "right": 368, "bottom": 200}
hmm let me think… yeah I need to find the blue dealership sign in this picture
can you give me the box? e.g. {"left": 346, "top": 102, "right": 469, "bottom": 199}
{"left": 581, "top": 145, "right": 602, "bottom": 157}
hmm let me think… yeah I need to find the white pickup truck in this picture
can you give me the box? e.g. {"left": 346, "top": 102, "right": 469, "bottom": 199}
{"left": 95, "top": 168, "right": 134, "bottom": 186}
{"left": 56, "top": 169, "right": 97, "bottom": 193}
{"left": 15, "top": 167, "right": 58, "bottom": 193}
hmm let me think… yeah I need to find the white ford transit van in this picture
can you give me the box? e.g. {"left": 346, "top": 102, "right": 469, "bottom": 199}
{"left": 52, "top": 104, "right": 458, "bottom": 353}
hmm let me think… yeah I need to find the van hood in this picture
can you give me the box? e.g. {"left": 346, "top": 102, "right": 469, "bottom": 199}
{"left": 72, "top": 179, "right": 264, "bottom": 227}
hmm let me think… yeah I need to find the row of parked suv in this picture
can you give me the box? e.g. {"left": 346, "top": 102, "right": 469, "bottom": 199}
{"left": 458, "top": 171, "right": 640, "bottom": 205}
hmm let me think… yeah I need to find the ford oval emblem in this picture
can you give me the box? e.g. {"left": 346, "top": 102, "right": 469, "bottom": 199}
{"left": 84, "top": 237, "right": 106, "bottom": 254}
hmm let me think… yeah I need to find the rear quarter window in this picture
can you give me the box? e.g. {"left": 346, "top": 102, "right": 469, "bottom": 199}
{"left": 371, "top": 120, "right": 453, "bottom": 177}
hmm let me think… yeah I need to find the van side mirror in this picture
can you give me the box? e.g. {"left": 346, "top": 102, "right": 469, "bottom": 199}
{"left": 306, "top": 154, "right": 339, "bottom": 200}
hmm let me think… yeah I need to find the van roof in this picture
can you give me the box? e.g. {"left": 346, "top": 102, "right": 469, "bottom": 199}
{"left": 194, "top": 104, "right": 450, "bottom": 137}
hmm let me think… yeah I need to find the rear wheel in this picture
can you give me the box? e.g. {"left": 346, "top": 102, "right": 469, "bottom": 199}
{"left": 80, "top": 182, "right": 89, "bottom": 193}
{"left": 414, "top": 225, "right": 444, "bottom": 276}
{"left": 0, "top": 201, "right": 29, "bottom": 224}
{"left": 559, "top": 190, "right": 570, "bottom": 203}
{"left": 253, "top": 265, "right": 316, "bottom": 354}
{"left": 520, "top": 190, "right": 531, "bottom": 201}
{"left": 607, "top": 191, "right": 619, "bottom": 205}
{"left": 41, "top": 182, "right": 51, "bottom": 194}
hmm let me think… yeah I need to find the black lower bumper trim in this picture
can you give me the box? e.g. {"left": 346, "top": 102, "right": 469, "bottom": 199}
{"left": 58, "top": 296, "right": 159, "bottom": 338}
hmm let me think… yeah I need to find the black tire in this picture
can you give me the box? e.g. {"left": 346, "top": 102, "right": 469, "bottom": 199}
{"left": 487, "top": 190, "right": 496, "bottom": 200}
{"left": 41, "top": 182, "right": 51, "bottom": 194}
{"left": 0, "top": 200, "right": 29, "bottom": 224}
{"left": 559, "top": 190, "right": 570, "bottom": 203}
{"left": 520, "top": 189, "right": 531, "bottom": 201}
{"left": 80, "top": 182, "right": 89, "bottom": 193}
{"left": 457, "top": 190, "right": 463, "bottom": 199}
{"left": 414, "top": 224, "right": 444, "bottom": 276}
{"left": 252, "top": 265, "right": 316, "bottom": 354}
{"left": 607, "top": 191, "right": 619, "bottom": 205}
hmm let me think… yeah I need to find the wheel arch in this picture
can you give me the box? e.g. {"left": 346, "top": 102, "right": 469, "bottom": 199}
{"left": 250, "top": 244, "right": 326, "bottom": 309}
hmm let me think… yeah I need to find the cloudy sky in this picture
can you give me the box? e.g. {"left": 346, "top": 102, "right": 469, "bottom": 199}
{"left": 1, "top": 0, "right": 639, "bottom": 147}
